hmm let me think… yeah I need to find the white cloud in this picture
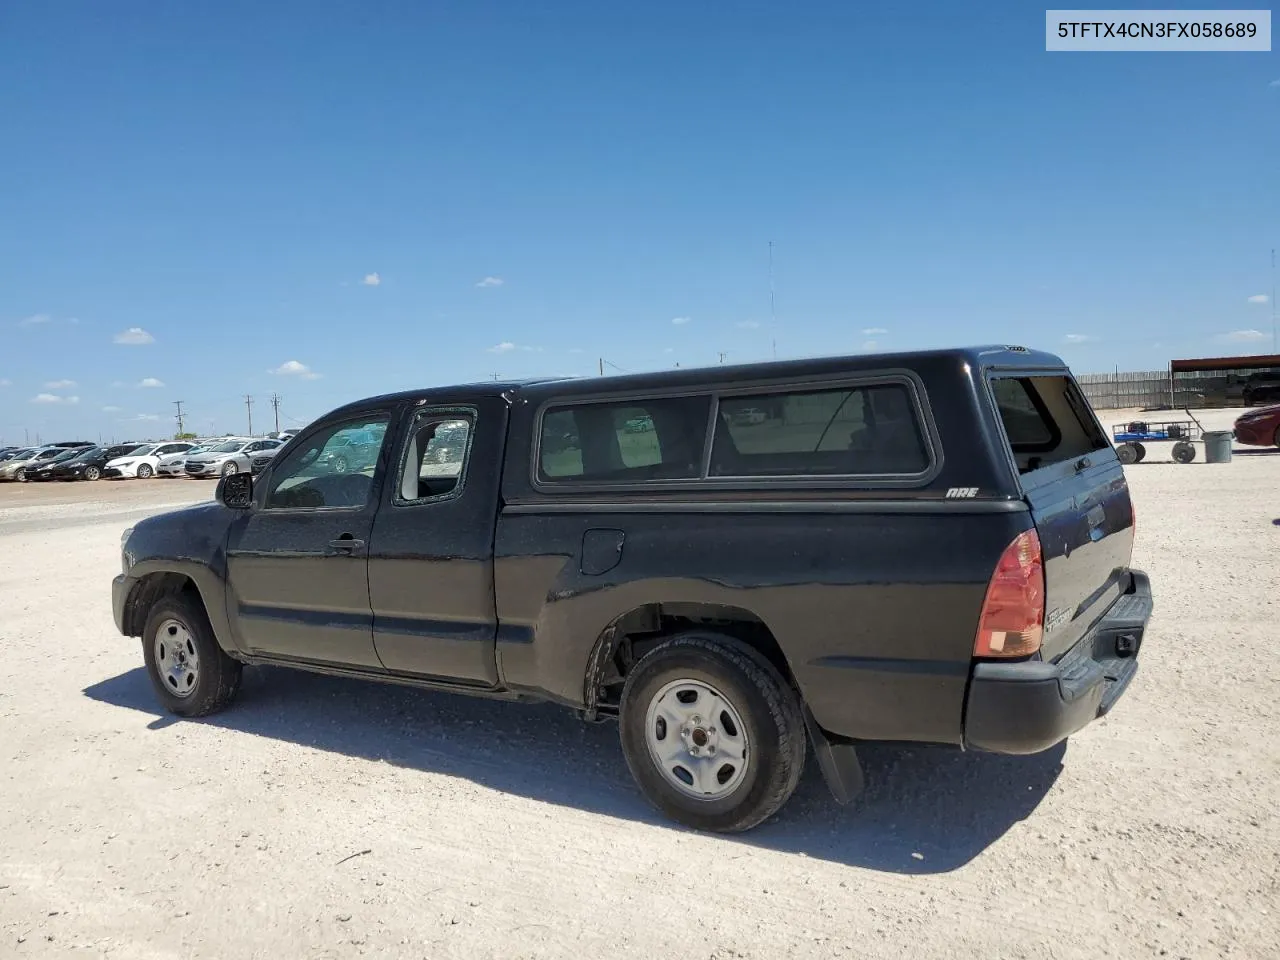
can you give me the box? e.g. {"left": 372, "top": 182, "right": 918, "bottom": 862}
{"left": 1063, "top": 333, "right": 1096, "bottom": 343}
{"left": 67, "top": 317, "right": 80, "bottom": 325}
{"left": 861, "top": 327, "right": 888, "bottom": 336}
{"left": 102, "top": 405, "right": 122, "bottom": 413}
{"left": 1270, "top": 79, "right": 1280, "bottom": 88}
{"left": 671, "top": 316, "right": 692, "bottom": 325}
{"left": 44, "top": 379, "right": 76, "bottom": 389}
{"left": 20, "top": 313, "right": 51, "bottom": 326}
{"left": 113, "top": 327, "right": 155, "bottom": 345}
{"left": 0, "top": 379, "right": 11, "bottom": 387}
{"left": 270, "top": 360, "right": 321, "bottom": 380}
{"left": 487, "top": 342, "right": 540, "bottom": 353}
{"left": 361, "top": 272, "right": 381, "bottom": 287}
{"left": 1247, "top": 294, "right": 1269, "bottom": 304}
{"left": 737, "top": 320, "right": 762, "bottom": 329}
{"left": 476, "top": 276, "right": 505, "bottom": 288}
{"left": 138, "top": 377, "right": 165, "bottom": 388}
{"left": 132, "top": 414, "right": 161, "bottom": 422}
{"left": 1220, "top": 329, "right": 1268, "bottom": 342}
{"left": 31, "top": 393, "right": 78, "bottom": 405}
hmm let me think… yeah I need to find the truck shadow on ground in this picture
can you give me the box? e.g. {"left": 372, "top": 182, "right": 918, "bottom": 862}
{"left": 85, "top": 665, "right": 1064, "bottom": 874}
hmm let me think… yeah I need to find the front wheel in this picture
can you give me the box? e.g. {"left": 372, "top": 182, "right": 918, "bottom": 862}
{"left": 136, "top": 463, "right": 154, "bottom": 479}
{"left": 619, "top": 632, "right": 806, "bottom": 833}
{"left": 1172, "top": 441, "right": 1196, "bottom": 464}
{"left": 16, "top": 469, "right": 28, "bottom": 482}
{"left": 1116, "top": 443, "right": 1139, "bottom": 465}
{"left": 220, "top": 461, "right": 238, "bottom": 477}
{"left": 142, "top": 593, "right": 242, "bottom": 717}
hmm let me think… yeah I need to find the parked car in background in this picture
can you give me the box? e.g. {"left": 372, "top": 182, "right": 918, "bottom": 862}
{"left": 183, "top": 438, "right": 283, "bottom": 478}
{"left": 156, "top": 445, "right": 206, "bottom": 478}
{"left": 105, "top": 441, "right": 198, "bottom": 479}
{"left": 316, "top": 428, "right": 383, "bottom": 473}
{"left": 1241, "top": 373, "right": 1280, "bottom": 407}
{"left": 0, "top": 447, "right": 66, "bottom": 481}
{"left": 1233, "top": 404, "right": 1280, "bottom": 448}
{"left": 40, "top": 445, "right": 123, "bottom": 482}
{"left": 23, "top": 446, "right": 87, "bottom": 481}
{"left": 0, "top": 447, "right": 32, "bottom": 462}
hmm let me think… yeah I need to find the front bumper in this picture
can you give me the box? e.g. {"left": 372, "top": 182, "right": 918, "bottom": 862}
{"left": 1233, "top": 421, "right": 1273, "bottom": 446}
{"left": 103, "top": 466, "right": 136, "bottom": 478}
{"left": 964, "top": 570, "right": 1153, "bottom": 755}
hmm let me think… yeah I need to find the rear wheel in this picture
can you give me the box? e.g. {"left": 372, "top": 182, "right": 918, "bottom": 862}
{"left": 142, "top": 593, "right": 241, "bottom": 717}
{"left": 136, "top": 463, "right": 154, "bottom": 479}
{"left": 619, "top": 632, "right": 806, "bottom": 833}
{"left": 1172, "top": 441, "right": 1196, "bottom": 464}
{"left": 1116, "top": 443, "right": 1139, "bottom": 465}
{"left": 1274, "top": 426, "right": 1280, "bottom": 449}
{"left": 83, "top": 466, "right": 101, "bottom": 481}
{"left": 1132, "top": 442, "right": 1147, "bottom": 462}
{"left": 331, "top": 455, "right": 349, "bottom": 474}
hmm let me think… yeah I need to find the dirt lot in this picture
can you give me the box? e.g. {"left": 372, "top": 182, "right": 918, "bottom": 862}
{"left": 1, "top": 420, "right": 1277, "bottom": 959}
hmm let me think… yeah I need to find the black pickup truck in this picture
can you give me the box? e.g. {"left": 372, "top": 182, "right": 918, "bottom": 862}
{"left": 114, "top": 346, "right": 1152, "bottom": 832}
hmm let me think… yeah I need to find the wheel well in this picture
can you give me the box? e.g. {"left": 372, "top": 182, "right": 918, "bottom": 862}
{"left": 122, "top": 572, "right": 203, "bottom": 637}
{"left": 584, "top": 603, "right": 794, "bottom": 720}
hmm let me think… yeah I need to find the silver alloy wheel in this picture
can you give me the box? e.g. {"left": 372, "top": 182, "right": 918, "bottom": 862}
{"left": 136, "top": 463, "right": 153, "bottom": 479}
{"left": 221, "top": 461, "right": 238, "bottom": 476}
{"left": 84, "top": 466, "right": 100, "bottom": 481}
{"left": 154, "top": 618, "right": 200, "bottom": 698}
{"left": 332, "top": 455, "right": 348, "bottom": 474}
{"left": 644, "top": 679, "right": 749, "bottom": 800}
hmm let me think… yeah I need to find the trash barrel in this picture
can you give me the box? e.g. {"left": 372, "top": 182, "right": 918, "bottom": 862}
{"left": 1203, "top": 431, "right": 1233, "bottom": 464}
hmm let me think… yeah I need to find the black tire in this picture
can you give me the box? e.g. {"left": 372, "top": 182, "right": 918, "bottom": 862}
{"left": 1132, "top": 442, "right": 1147, "bottom": 462}
{"left": 141, "top": 593, "right": 242, "bottom": 717}
{"left": 1172, "top": 441, "right": 1196, "bottom": 464}
{"left": 1274, "top": 426, "right": 1280, "bottom": 450}
{"left": 136, "top": 463, "right": 153, "bottom": 479}
{"left": 619, "top": 632, "right": 806, "bottom": 833}
{"left": 16, "top": 469, "right": 28, "bottom": 482}
{"left": 332, "top": 455, "right": 349, "bottom": 474}
{"left": 1116, "top": 443, "right": 1139, "bottom": 465}
{"left": 83, "top": 466, "right": 101, "bottom": 481}
{"left": 221, "top": 461, "right": 238, "bottom": 477}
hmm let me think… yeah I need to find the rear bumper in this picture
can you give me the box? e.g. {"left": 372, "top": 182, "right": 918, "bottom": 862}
{"left": 963, "top": 570, "right": 1153, "bottom": 755}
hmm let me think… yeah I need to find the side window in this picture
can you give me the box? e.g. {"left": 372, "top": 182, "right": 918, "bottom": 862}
{"left": 396, "top": 413, "right": 473, "bottom": 502}
{"left": 711, "top": 383, "right": 929, "bottom": 477}
{"left": 265, "top": 414, "right": 391, "bottom": 509}
{"left": 538, "top": 396, "right": 710, "bottom": 483}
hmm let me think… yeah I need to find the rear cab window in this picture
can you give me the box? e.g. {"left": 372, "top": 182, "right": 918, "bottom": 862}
{"left": 989, "top": 373, "right": 1110, "bottom": 483}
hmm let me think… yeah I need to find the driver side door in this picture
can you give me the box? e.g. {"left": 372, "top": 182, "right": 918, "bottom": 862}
{"left": 225, "top": 410, "right": 398, "bottom": 668}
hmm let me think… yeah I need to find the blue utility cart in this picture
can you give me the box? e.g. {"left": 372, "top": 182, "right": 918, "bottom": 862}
{"left": 1111, "top": 410, "right": 1204, "bottom": 464}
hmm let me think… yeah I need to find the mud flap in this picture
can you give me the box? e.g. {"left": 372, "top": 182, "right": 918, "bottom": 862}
{"left": 803, "top": 707, "right": 865, "bottom": 805}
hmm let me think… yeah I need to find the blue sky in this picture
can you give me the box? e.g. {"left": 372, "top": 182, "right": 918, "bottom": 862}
{"left": 2, "top": 1, "right": 1277, "bottom": 443}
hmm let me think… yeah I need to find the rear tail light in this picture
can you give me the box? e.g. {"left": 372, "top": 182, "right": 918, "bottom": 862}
{"left": 974, "top": 529, "right": 1044, "bottom": 658}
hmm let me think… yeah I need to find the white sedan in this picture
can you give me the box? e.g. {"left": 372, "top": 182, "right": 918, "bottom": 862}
{"left": 155, "top": 445, "right": 207, "bottom": 477}
{"left": 104, "top": 441, "right": 198, "bottom": 479}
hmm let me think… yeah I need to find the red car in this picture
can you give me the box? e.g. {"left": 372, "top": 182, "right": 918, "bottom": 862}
{"left": 1233, "top": 404, "right": 1280, "bottom": 448}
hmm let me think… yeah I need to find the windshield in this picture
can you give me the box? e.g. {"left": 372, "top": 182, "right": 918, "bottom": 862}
{"left": 68, "top": 447, "right": 103, "bottom": 462}
{"left": 6, "top": 448, "right": 36, "bottom": 460}
{"left": 210, "top": 441, "right": 246, "bottom": 453}
{"left": 49, "top": 448, "right": 82, "bottom": 462}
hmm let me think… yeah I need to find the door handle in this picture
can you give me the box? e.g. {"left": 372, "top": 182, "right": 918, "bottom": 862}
{"left": 329, "top": 536, "right": 365, "bottom": 553}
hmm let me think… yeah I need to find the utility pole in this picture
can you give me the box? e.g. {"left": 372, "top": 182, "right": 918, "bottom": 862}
{"left": 718, "top": 351, "right": 728, "bottom": 364}
{"left": 244, "top": 395, "right": 254, "bottom": 436}
{"left": 1271, "top": 248, "right": 1276, "bottom": 354}
{"left": 598, "top": 357, "right": 604, "bottom": 376}
{"left": 270, "top": 393, "right": 281, "bottom": 434}
{"left": 173, "top": 400, "right": 185, "bottom": 438}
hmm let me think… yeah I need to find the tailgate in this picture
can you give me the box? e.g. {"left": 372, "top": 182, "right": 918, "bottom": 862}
{"left": 987, "top": 372, "right": 1136, "bottom": 662}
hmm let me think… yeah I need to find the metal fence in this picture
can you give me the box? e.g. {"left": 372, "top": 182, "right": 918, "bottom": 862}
{"left": 1075, "top": 371, "right": 1172, "bottom": 410}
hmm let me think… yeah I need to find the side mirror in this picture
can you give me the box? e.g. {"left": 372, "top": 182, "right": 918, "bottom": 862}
{"left": 217, "top": 472, "right": 254, "bottom": 509}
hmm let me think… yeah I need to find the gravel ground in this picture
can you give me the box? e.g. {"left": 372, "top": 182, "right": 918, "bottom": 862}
{"left": 1, "top": 417, "right": 1277, "bottom": 959}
